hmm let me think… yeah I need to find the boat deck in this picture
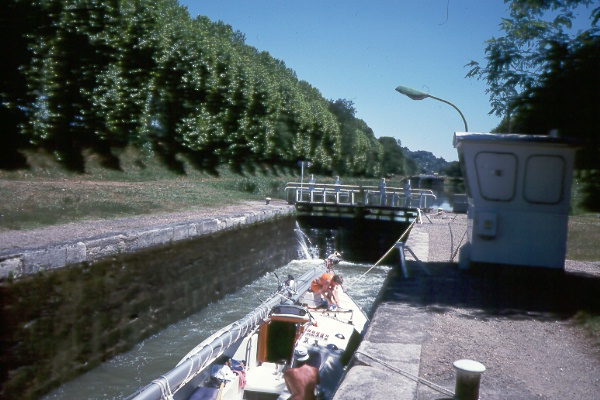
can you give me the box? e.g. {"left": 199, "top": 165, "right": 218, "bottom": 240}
{"left": 244, "top": 362, "right": 287, "bottom": 396}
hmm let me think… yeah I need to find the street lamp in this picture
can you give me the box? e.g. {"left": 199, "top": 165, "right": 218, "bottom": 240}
{"left": 395, "top": 85, "right": 468, "bottom": 132}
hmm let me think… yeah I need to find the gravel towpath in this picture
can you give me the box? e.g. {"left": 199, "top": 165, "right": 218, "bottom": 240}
{"left": 406, "top": 212, "right": 600, "bottom": 399}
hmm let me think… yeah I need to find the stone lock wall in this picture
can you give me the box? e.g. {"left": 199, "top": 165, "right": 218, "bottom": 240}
{"left": 0, "top": 217, "right": 298, "bottom": 400}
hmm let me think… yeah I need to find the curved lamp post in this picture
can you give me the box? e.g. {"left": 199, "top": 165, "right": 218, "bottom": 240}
{"left": 395, "top": 85, "right": 468, "bottom": 132}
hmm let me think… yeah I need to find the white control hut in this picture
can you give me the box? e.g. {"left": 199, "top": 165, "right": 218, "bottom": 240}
{"left": 454, "top": 132, "right": 579, "bottom": 269}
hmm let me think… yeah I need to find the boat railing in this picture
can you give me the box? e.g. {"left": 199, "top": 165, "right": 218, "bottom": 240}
{"left": 285, "top": 182, "right": 437, "bottom": 209}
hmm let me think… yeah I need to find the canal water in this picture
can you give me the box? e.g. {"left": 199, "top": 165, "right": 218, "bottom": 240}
{"left": 42, "top": 233, "right": 390, "bottom": 400}
{"left": 423, "top": 184, "right": 461, "bottom": 212}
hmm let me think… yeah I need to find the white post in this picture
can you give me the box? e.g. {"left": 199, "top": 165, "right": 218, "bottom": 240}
{"left": 379, "top": 178, "right": 386, "bottom": 206}
{"left": 300, "top": 163, "right": 305, "bottom": 201}
{"left": 308, "top": 174, "right": 315, "bottom": 202}
{"left": 453, "top": 359, "right": 486, "bottom": 400}
{"left": 404, "top": 179, "right": 412, "bottom": 207}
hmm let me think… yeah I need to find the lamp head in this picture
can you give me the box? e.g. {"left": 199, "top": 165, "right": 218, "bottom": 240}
{"left": 395, "top": 85, "right": 430, "bottom": 101}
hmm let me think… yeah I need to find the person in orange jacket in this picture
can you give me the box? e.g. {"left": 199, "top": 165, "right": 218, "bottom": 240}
{"left": 310, "top": 272, "right": 343, "bottom": 310}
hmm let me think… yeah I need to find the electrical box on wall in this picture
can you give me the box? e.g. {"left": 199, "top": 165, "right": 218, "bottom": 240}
{"left": 454, "top": 132, "right": 579, "bottom": 270}
{"left": 475, "top": 211, "right": 497, "bottom": 239}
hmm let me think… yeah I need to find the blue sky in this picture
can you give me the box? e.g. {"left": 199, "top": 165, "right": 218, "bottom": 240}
{"left": 178, "top": 0, "right": 514, "bottom": 161}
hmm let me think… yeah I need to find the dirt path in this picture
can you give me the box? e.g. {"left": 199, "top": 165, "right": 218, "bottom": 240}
{"left": 411, "top": 214, "right": 600, "bottom": 399}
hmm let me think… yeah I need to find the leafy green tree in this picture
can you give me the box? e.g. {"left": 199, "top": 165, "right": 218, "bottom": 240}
{"left": 378, "top": 137, "right": 406, "bottom": 177}
{"left": 442, "top": 161, "right": 463, "bottom": 178}
{"left": 511, "top": 33, "right": 599, "bottom": 168}
{"left": 466, "top": 0, "right": 599, "bottom": 130}
{"left": 2, "top": 0, "right": 381, "bottom": 176}
{"left": 0, "top": 0, "right": 40, "bottom": 169}
{"left": 21, "top": 0, "right": 130, "bottom": 171}
{"left": 328, "top": 99, "right": 382, "bottom": 177}
{"left": 469, "top": 0, "right": 599, "bottom": 210}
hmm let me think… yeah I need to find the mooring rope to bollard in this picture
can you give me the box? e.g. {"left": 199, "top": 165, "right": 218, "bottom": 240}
{"left": 447, "top": 213, "right": 468, "bottom": 262}
{"left": 351, "top": 350, "right": 455, "bottom": 397}
{"left": 345, "top": 218, "right": 417, "bottom": 290}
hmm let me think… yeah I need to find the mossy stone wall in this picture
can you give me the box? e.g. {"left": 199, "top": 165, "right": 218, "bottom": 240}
{"left": 0, "top": 217, "right": 298, "bottom": 399}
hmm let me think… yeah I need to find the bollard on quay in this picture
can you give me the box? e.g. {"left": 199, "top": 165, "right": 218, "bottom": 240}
{"left": 453, "top": 359, "right": 486, "bottom": 400}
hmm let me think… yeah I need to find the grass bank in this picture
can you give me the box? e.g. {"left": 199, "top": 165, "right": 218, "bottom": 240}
{"left": 0, "top": 149, "right": 297, "bottom": 231}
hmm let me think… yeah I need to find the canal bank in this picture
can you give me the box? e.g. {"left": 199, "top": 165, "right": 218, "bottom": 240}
{"left": 0, "top": 201, "right": 297, "bottom": 399}
{"left": 335, "top": 212, "right": 600, "bottom": 400}
{"left": 0, "top": 200, "right": 295, "bottom": 279}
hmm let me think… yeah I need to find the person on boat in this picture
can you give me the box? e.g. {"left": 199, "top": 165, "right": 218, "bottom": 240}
{"left": 324, "top": 251, "right": 342, "bottom": 270}
{"left": 285, "top": 274, "right": 296, "bottom": 292}
{"left": 284, "top": 346, "right": 319, "bottom": 400}
{"left": 230, "top": 359, "right": 246, "bottom": 389}
{"left": 310, "top": 272, "right": 343, "bottom": 310}
{"left": 209, "top": 355, "right": 236, "bottom": 386}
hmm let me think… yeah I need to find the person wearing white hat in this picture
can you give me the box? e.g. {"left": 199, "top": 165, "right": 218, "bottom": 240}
{"left": 284, "top": 346, "right": 318, "bottom": 400}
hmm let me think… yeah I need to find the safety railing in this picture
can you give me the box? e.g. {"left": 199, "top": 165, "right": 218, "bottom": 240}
{"left": 285, "top": 182, "right": 437, "bottom": 209}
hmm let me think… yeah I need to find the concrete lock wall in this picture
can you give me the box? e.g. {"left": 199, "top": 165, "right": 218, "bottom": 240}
{"left": 0, "top": 216, "right": 298, "bottom": 400}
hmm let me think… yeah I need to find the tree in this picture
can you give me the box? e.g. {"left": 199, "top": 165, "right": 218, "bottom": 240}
{"left": 465, "top": 0, "right": 599, "bottom": 131}
{"left": 0, "top": 0, "right": 39, "bottom": 169}
{"left": 328, "top": 99, "right": 382, "bottom": 176}
{"left": 512, "top": 33, "right": 600, "bottom": 167}
{"left": 378, "top": 137, "right": 406, "bottom": 177}
{"left": 2, "top": 0, "right": 381, "bottom": 176}
{"left": 469, "top": 0, "right": 600, "bottom": 210}
{"left": 442, "top": 161, "right": 463, "bottom": 178}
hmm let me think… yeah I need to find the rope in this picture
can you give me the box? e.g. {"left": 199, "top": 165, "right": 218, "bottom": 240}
{"left": 448, "top": 213, "right": 467, "bottom": 262}
{"left": 151, "top": 375, "right": 175, "bottom": 400}
{"left": 449, "top": 221, "right": 455, "bottom": 261}
{"left": 346, "top": 218, "right": 416, "bottom": 290}
{"left": 353, "top": 351, "right": 455, "bottom": 397}
{"left": 450, "top": 229, "right": 468, "bottom": 262}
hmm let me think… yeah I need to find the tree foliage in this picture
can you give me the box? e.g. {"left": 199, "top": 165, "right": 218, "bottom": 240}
{"left": 328, "top": 99, "right": 383, "bottom": 177}
{"left": 512, "top": 32, "right": 600, "bottom": 167}
{"left": 0, "top": 0, "right": 388, "bottom": 177}
{"left": 378, "top": 137, "right": 406, "bottom": 177}
{"left": 468, "top": 0, "right": 600, "bottom": 209}
{"left": 465, "top": 0, "right": 599, "bottom": 123}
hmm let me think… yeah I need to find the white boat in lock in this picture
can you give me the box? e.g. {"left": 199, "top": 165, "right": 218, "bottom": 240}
{"left": 127, "top": 260, "right": 368, "bottom": 400}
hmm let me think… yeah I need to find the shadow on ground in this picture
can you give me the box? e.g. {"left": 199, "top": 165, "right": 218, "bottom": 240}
{"left": 384, "top": 262, "right": 600, "bottom": 320}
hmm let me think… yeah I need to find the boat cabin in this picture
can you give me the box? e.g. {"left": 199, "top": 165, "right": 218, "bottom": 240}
{"left": 257, "top": 305, "right": 311, "bottom": 366}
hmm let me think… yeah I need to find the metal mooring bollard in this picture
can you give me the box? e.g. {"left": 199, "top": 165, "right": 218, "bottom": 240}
{"left": 394, "top": 242, "right": 408, "bottom": 278}
{"left": 453, "top": 359, "right": 486, "bottom": 400}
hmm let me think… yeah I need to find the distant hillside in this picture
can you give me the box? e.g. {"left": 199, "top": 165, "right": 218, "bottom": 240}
{"left": 402, "top": 148, "right": 451, "bottom": 175}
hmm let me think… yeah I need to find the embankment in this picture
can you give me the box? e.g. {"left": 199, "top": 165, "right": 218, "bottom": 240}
{"left": 0, "top": 203, "right": 296, "bottom": 399}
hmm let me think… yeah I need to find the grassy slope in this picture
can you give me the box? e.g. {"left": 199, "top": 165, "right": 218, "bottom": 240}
{"left": 0, "top": 150, "right": 295, "bottom": 230}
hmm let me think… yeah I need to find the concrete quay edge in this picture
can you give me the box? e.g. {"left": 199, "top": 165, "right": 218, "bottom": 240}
{"left": 334, "top": 226, "right": 430, "bottom": 400}
{"left": 0, "top": 204, "right": 294, "bottom": 280}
